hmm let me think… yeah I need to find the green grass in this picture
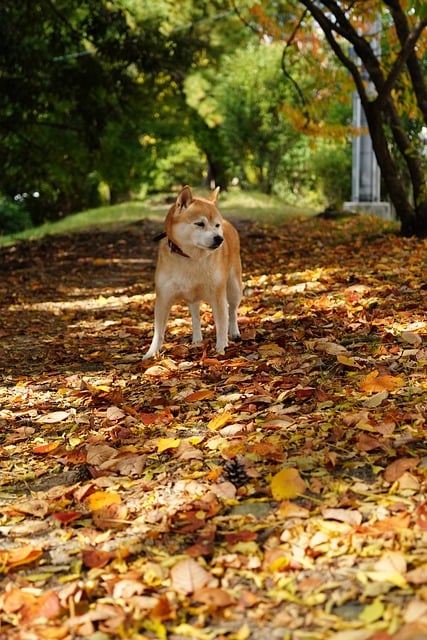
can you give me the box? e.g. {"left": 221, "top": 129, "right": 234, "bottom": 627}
{"left": 0, "top": 190, "right": 315, "bottom": 246}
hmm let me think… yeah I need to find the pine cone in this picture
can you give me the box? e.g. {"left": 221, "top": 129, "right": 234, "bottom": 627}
{"left": 223, "top": 457, "right": 249, "bottom": 488}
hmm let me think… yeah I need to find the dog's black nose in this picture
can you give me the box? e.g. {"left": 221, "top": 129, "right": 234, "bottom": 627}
{"left": 212, "top": 235, "right": 224, "bottom": 248}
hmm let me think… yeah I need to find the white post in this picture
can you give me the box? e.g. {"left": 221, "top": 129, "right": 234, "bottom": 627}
{"left": 344, "top": 14, "right": 393, "bottom": 220}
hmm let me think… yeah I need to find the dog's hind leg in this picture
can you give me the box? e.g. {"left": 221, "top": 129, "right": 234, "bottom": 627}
{"left": 227, "top": 272, "right": 241, "bottom": 340}
{"left": 189, "top": 302, "right": 203, "bottom": 344}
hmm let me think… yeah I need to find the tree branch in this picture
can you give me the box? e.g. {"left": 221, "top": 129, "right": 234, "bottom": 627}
{"left": 280, "top": 9, "right": 311, "bottom": 125}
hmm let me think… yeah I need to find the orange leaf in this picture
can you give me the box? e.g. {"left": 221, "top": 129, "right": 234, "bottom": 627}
{"left": 21, "top": 591, "right": 61, "bottom": 624}
{"left": 32, "top": 441, "right": 62, "bottom": 455}
{"left": 208, "top": 412, "right": 234, "bottom": 431}
{"left": 360, "top": 370, "right": 403, "bottom": 393}
{"left": 0, "top": 545, "right": 43, "bottom": 569}
{"left": 185, "top": 389, "right": 214, "bottom": 402}
{"left": 270, "top": 467, "right": 306, "bottom": 500}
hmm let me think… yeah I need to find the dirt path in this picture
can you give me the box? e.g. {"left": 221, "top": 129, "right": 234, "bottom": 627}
{"left": 0, "top": 214, "right": 426, "bottom": 640}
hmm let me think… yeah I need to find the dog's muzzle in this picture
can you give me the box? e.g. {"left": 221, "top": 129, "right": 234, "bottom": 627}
{"left": 210, "top": 235, "right": 224, "bottom": 249}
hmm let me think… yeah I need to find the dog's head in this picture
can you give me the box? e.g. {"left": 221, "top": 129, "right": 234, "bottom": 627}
{"left": 165, "top": 185, "right": 224, "bottom": 252}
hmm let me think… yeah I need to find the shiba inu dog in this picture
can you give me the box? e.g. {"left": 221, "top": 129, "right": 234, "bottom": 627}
{"left": 143, "top": 185, "right": 242, "bottom": 359}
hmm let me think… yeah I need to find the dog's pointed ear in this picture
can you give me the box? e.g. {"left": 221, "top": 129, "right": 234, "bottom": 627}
{"left": 175, "top": 185, "right": 193, "bottom": 213}
{"left": 210, "top": 186, "right": 220, "bottom": 203}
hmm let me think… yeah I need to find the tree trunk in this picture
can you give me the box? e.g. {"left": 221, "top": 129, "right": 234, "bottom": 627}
{"left": 364, "top": 100, "right": 427, "bottom": 237}
{"left": 299, "top": 0, "right": 427, "bottom": 237}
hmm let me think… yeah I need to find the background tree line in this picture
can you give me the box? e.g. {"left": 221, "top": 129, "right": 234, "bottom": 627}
{"left": 0, "top": 0, "right": 425, "bottom": 236}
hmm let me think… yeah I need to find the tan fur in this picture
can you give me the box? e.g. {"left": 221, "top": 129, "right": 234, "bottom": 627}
{"left": 143, "top": 185, "right": 242, "bottom": 359}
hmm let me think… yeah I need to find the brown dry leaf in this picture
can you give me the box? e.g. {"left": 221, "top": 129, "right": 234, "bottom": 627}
{"left": 375, "top": 550, "right": 407, "bottom": 574}
{"left": 14, "top": 498, "right": 50, "bottom": 518}
{"left": 383, "top": 457, "right": 420, "bottom": 483}
{"left": 37, "top": 411, "right": 70, "bottom": 423}
{"left": 416, "top": 502, "right": 427, "bottom": 531}
{"left": 82, "top": 549, "right": 115, "bottom": 569}
{"left": 193, "top": 587, "right": 235, "bottom": 608}
{"left": 111, "top": 454, "right": 146, "bottom": 475}
{"left": 170, "top": 557, "right": 211, "bottom": 595}
{"left": 406, "top": 566, "right": 427, "bottom": 585}
{"left": 277, "top": 500, "right": 310, "bottom": 519}
{"left": 106, "top": 406, "right": 126, "bottom": 421}
{"left": 92, "top": 502, "right": 129, "bottom": 530}
{"left": 321, "top": 507, "right": 363, "bottom": 526}
{"left": 86, "top": 444, "right": 119, "bottom": 466}
{"left": 400, "top": 330, "right": 422, "bottom": 346}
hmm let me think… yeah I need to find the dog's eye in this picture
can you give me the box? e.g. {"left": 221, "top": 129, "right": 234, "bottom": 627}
{"left": 195, "top": 221, "right": 205, "bottom": 228}
{"left": 215, "top": 223, "right": 221, "bottom": 228}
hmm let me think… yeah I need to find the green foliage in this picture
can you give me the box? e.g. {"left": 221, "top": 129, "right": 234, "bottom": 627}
{"left": 211, "top": 42, "right": 311, "bottom": 196}
{"left": 0, "top": 197, "right": 33, "bottom": 235}
{"left": 310, "top": 142, "right": 352, "bottom": 207}
{"left": 148, "top": 140, "right": 206, "bottom": 193}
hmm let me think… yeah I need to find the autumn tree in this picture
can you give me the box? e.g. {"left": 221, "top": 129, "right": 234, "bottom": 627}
{"left": 249, "top": 0, "right": 427, "bottom": 236}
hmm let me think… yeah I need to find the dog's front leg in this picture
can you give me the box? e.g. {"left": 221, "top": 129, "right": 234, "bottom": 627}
{"left": 189, "top": 302, "right": 203, "bottom": 345}
{"left": 142, "top": 293, "right": 171, "bottom": 360}
{"left": 211, "top": 296, "right": 229, "bottom": 353}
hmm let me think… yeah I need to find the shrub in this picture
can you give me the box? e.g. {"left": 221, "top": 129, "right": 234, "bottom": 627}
{"left": 0, "top": 197, "right": 33, "bottom": 235}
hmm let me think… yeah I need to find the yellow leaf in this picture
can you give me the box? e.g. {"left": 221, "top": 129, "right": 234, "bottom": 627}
{"left": 157, "top": 437, "right": 181, "bottom": 453}
{"left": 208, "top": 412, "right": 234, "bottom": 431}
{"left": 84, "top": 491, "right": 121, "bottom": 511}
{"left": 270, "top": 467, "right": 306, "bottom": 500}
{"left": 359, "top": 598, "right": 385, "bottom": 623}
{"left": 337, "top": 354, "right": 362, "bottom": 368}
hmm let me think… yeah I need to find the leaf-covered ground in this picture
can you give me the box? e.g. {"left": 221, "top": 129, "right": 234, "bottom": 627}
{"left": 0, "top": 212, "right": 426, "bottom": 640}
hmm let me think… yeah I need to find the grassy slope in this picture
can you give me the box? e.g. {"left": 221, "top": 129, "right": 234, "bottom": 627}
{"left": 0, "top": 190, "right": 314, "bottom": 246}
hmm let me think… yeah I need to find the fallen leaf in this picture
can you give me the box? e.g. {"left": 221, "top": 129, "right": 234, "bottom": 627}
{"left": 359, "top": 598, "right": 385, "bottom": 624}
{"left": 32, "top": 441, "right": 62, "bottom": 454}
{"left": 270, "top": 468, "right": 306, "bottom": 500}
{"left": 84, "top": 491, "right": 122, "bottom": 511}
{"left": 192, "top": 587, "right": 235, "bottom": 608}
{"left": 86, "top": 444, "right": 119, "bottom": 466}
{"left": 415, "top": 502, "right": 427, "bottom": 530}
{"left": 185, "top": 389, "right": 214, "bottom": 402}
{"left": 0, "top": 545, "right": 43, "bottom": 569}
{"left": 321, "top": 507, "right": 362, "bottom": 526}
{"left": 170, "top": 557, "right": 211, "bottom": 595}
{"left": 360, "top": 370, "right": 403, "bottom": 393}
{"left": 157, "top": 437, "right": 181, "bottom": 453}
{"left": 37, "top": 411, "right": 70, "bottom": 423}
{"left": 82, "top": 549, "right": 115, "bottom": 568}
{"left": 14, "top": 498, "right": 50, "bottom": 518}
{"left": 208, "top": 412, "right": 234, "bottom": 431}
{"left": 106, "top": 406, "right": 126, "bottom": 421}
{"left": 400, "top": 330, "right": 422, "bottom": 346}
{"left": 383, "top": 457, "right": 420, "bottom": 483}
